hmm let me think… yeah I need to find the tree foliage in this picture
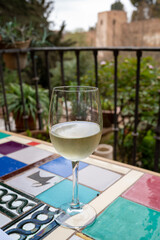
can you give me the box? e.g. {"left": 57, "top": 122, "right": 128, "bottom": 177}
{"left": 111, "top": 0, "right": 124, "bottom": 11}
{"left": 131, "top": 0, "right": 160, "bottom": 21}
{"left": 0, "top": 0, "right": 53, "bottom": 29}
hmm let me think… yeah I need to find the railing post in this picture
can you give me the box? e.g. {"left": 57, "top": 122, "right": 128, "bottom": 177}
{"left": 0, "top": 53, "right": 11, "bottom": 131}
{"left": 59, "top": 51, "right": 65, "bottom": 85}
{"left": 132, "top": 50, "right": 142, "bottom": 165}
{"left": 93, "top": 50, "right": 98, "bottom": 87}
{"left": 113, "top": 50, "right": 119, "bottom": 160}
{"left": 75, "top": 50, "right": 80, "bottom": 85}
{"left": 31, "top": 51, "right": 43, "bottom": 130}
{"left": 45, "top": 51, "right": 51, "bottom": 99}
{"left": 16, "top": 52, "right": 28, "bottom": 130}
{"left": 154, "top": 90, "right": 160, "bottom": 172}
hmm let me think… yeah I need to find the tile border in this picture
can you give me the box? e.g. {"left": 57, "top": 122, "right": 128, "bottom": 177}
{"left": 89, "top": 170, "right": 144, "bottom": 215}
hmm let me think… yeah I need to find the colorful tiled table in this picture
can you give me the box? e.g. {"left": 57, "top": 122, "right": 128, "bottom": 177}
{"left": 0, "top": 130, "right": 160, "bottom": 240}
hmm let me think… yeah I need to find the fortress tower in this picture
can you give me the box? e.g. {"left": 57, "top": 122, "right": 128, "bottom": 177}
{"left": 96, "top": 10, "right": 127, "bottom": 47}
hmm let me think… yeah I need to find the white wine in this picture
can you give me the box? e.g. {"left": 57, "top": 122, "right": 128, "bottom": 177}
{"left": 50, "top": 121, "right": 101, "bottom": 161}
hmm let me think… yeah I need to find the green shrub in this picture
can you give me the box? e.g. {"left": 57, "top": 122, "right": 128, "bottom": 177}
{"left": 81, "top": 56, "right": 159, "bottom": 170}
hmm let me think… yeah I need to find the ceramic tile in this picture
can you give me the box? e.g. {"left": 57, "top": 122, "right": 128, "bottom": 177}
{"left": 76, "top": 233, "right": 93, "bottom": 240}
{"left": 69, "top": 165, "right": 121, "bottom": 191}
{"left": 122, "top": 173, "right": 160, "bottom": 211}
{"left": 27, "top": 141, "right": 40, "bottom": 146}
{"left": 89, "top": 170, "right": 144, "bottom": 214}
{"left": 0, "top": 138, "right": 10, "bottom": 144}
{"left": 44, "top": 226, "right": 74, "bottom": 240}
{"left": 0, "top": 214, "right": 11, "bottom": 228}
{"left": 36, "top": 143, "right": 58, "bottom": 153}
{"left": 37, "top": 179, "right": 99, "bottom": 208}
{"left": 6, "top": 167, "right": 63, "bottom": 196}
{"left": 40, "top": 157, "right": 88, "bottom": 178}
{"left": 3, "top": 204, "right": 58, "bottom": 240}
{"left": 69, "top": 235, "right": 84, "bottom": 240}
{"left": 0, "top": 156, "right": 27, "bottom": 177}
{"left": 83, "top": 197, "right": 160, "bottom": 240}
{"left": 7, "top": 135, "right": 31, "bottom": 144}
{"left": 8, "top": 146, "right": 53, "bottom": 164}
{"left": 0, "top": 132, "right": 10, "bottom": 139}
{"left": 0, "top": 228, "right": 13, "bottom": 240}
{"left": 69, "top": 233, "right": 93, "bottom": 240}
{"left": 0, "top": 141, "right": 28, "bottom": 155}
{"left": 0, "top": 182, "right": 39, "bottom": 219}
{"left": 82, "top": 157, "right": 130, "bottom": 175}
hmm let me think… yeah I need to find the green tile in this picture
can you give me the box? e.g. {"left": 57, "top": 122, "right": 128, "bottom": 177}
{"left": 0, "top": 132, "right": 10, "bottom": 139}
{"left": 83, "top": 197, "right": 160, "bottom": 240}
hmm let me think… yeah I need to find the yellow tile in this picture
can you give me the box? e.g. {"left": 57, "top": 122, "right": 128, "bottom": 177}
{"left": 76, "top": 232, "right": 93, "bottom": 239}
{"left": 82, "top": 157, "right": 130, "bottom": 175}
{"left": 89, "top": 170, "right": 144, "bottom": 214}
{"left": 44, "top": 226, "right": 74, "bottom": 240}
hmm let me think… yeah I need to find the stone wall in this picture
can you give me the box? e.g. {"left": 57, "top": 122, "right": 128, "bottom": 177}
{"left": 122, "top": 18, "right": 160, "bottom": 46}
{"left": 96, "top": 10, "right": 160, "bottom": 48}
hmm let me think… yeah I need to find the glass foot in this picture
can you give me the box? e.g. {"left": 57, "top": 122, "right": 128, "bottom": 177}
{"left": 55, "top": 202, "right": 97, "bottom": 229}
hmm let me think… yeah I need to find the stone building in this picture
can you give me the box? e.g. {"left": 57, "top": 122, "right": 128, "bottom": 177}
{"left": 96, "top": 10, "right": 127, "bottom": 47}
{"left": 93, "top": 10, "right": 160, "bottom": 58}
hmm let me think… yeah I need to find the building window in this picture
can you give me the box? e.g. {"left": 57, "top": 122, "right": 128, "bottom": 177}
{"left": 100, "top": 19, "right": 103, "bottom": 25}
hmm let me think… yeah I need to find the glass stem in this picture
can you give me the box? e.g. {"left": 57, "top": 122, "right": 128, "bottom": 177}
{"left": 71, "top": 161, "right": 80, "bottom": 209}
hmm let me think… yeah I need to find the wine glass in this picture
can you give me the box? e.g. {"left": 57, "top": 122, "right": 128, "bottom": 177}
{"left": 49, "top": 86, "right": 103, "bottom": 229}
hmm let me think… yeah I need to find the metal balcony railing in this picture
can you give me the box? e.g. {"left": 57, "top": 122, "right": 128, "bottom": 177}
{"left": 0, "top": 46, "right": 160, "bottom": 171}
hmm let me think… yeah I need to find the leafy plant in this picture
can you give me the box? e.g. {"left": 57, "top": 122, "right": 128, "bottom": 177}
{"left": 101, "top": 98, "right": 114, "bottom": 111}
{"left": 0, "top": 19, "right": 35, "bottom": 46}
{"left": 81, "top": 56, "right": 159, "bottom": 170}
{"left": 25, "top": 129, "right": 50, "bottom": 142}
{"left": 0, "top": 83, "right": 49, "bottom": 127}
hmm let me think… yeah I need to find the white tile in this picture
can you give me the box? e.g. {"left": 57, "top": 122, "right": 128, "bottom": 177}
{"left": 36, "top": 143, "right": 58, "bottom": 153}
{"left": 44, "top": 226, "right": 74, "bottom": 240}
{"left": 7, "top": 136, "right": 31, "bottom": 144}
{"left": 82, "top": 157, "right": 130, "bottom": 175}
{"left": 7, "top": 146, "right": 53, "bottom": 164}
{"left": 6, "top": 168, "right": 63, "bottom": 196}
{"left": 0, "top": 138, "right": 10, "bottom": 144}
{"left": 69, "top": 235, "right": 84, "bottom": 240}
{"left": 69, "top": 165, "right": 121, "bottom": 191}
{"left": 0, "top": 214, "right": 11, "bottom": 228}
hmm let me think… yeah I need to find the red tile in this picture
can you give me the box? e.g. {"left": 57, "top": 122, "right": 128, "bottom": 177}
{"left": 28, "top": 141, "right": 40, "bottom": 146}
{"left": 122, "top": 173, "right": 160, "bottom": 211}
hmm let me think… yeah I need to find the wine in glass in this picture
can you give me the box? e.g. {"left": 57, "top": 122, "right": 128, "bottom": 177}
{"left": 49, "top": 86, "right": 102, "bottom": 229}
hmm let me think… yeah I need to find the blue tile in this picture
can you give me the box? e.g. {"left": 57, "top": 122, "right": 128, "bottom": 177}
{"left": 0, "top": 132, "right": 10, "bottom": 139}
{"left": 39, "top": 157, "right": 88, "bottom": 178}
{"left": 36, "top": 179, "right": 99, "bottom": 208}
{"left": 0, "top": 156, "right": 27, "bottom": 177}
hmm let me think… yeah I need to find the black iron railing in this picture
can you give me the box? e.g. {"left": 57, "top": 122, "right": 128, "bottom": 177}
{"left": 0, "top": 47, "right": 160, "bottom": 171}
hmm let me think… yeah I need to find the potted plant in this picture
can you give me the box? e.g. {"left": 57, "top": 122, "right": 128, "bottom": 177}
{"left": 101, "top": 98, "right": 114, "bottom": 128}
{"left": 0, "top": 83, "right": 49, "bottom": 132}
{"left": 0, "top": 19, "right": 34, "bottom": 69}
